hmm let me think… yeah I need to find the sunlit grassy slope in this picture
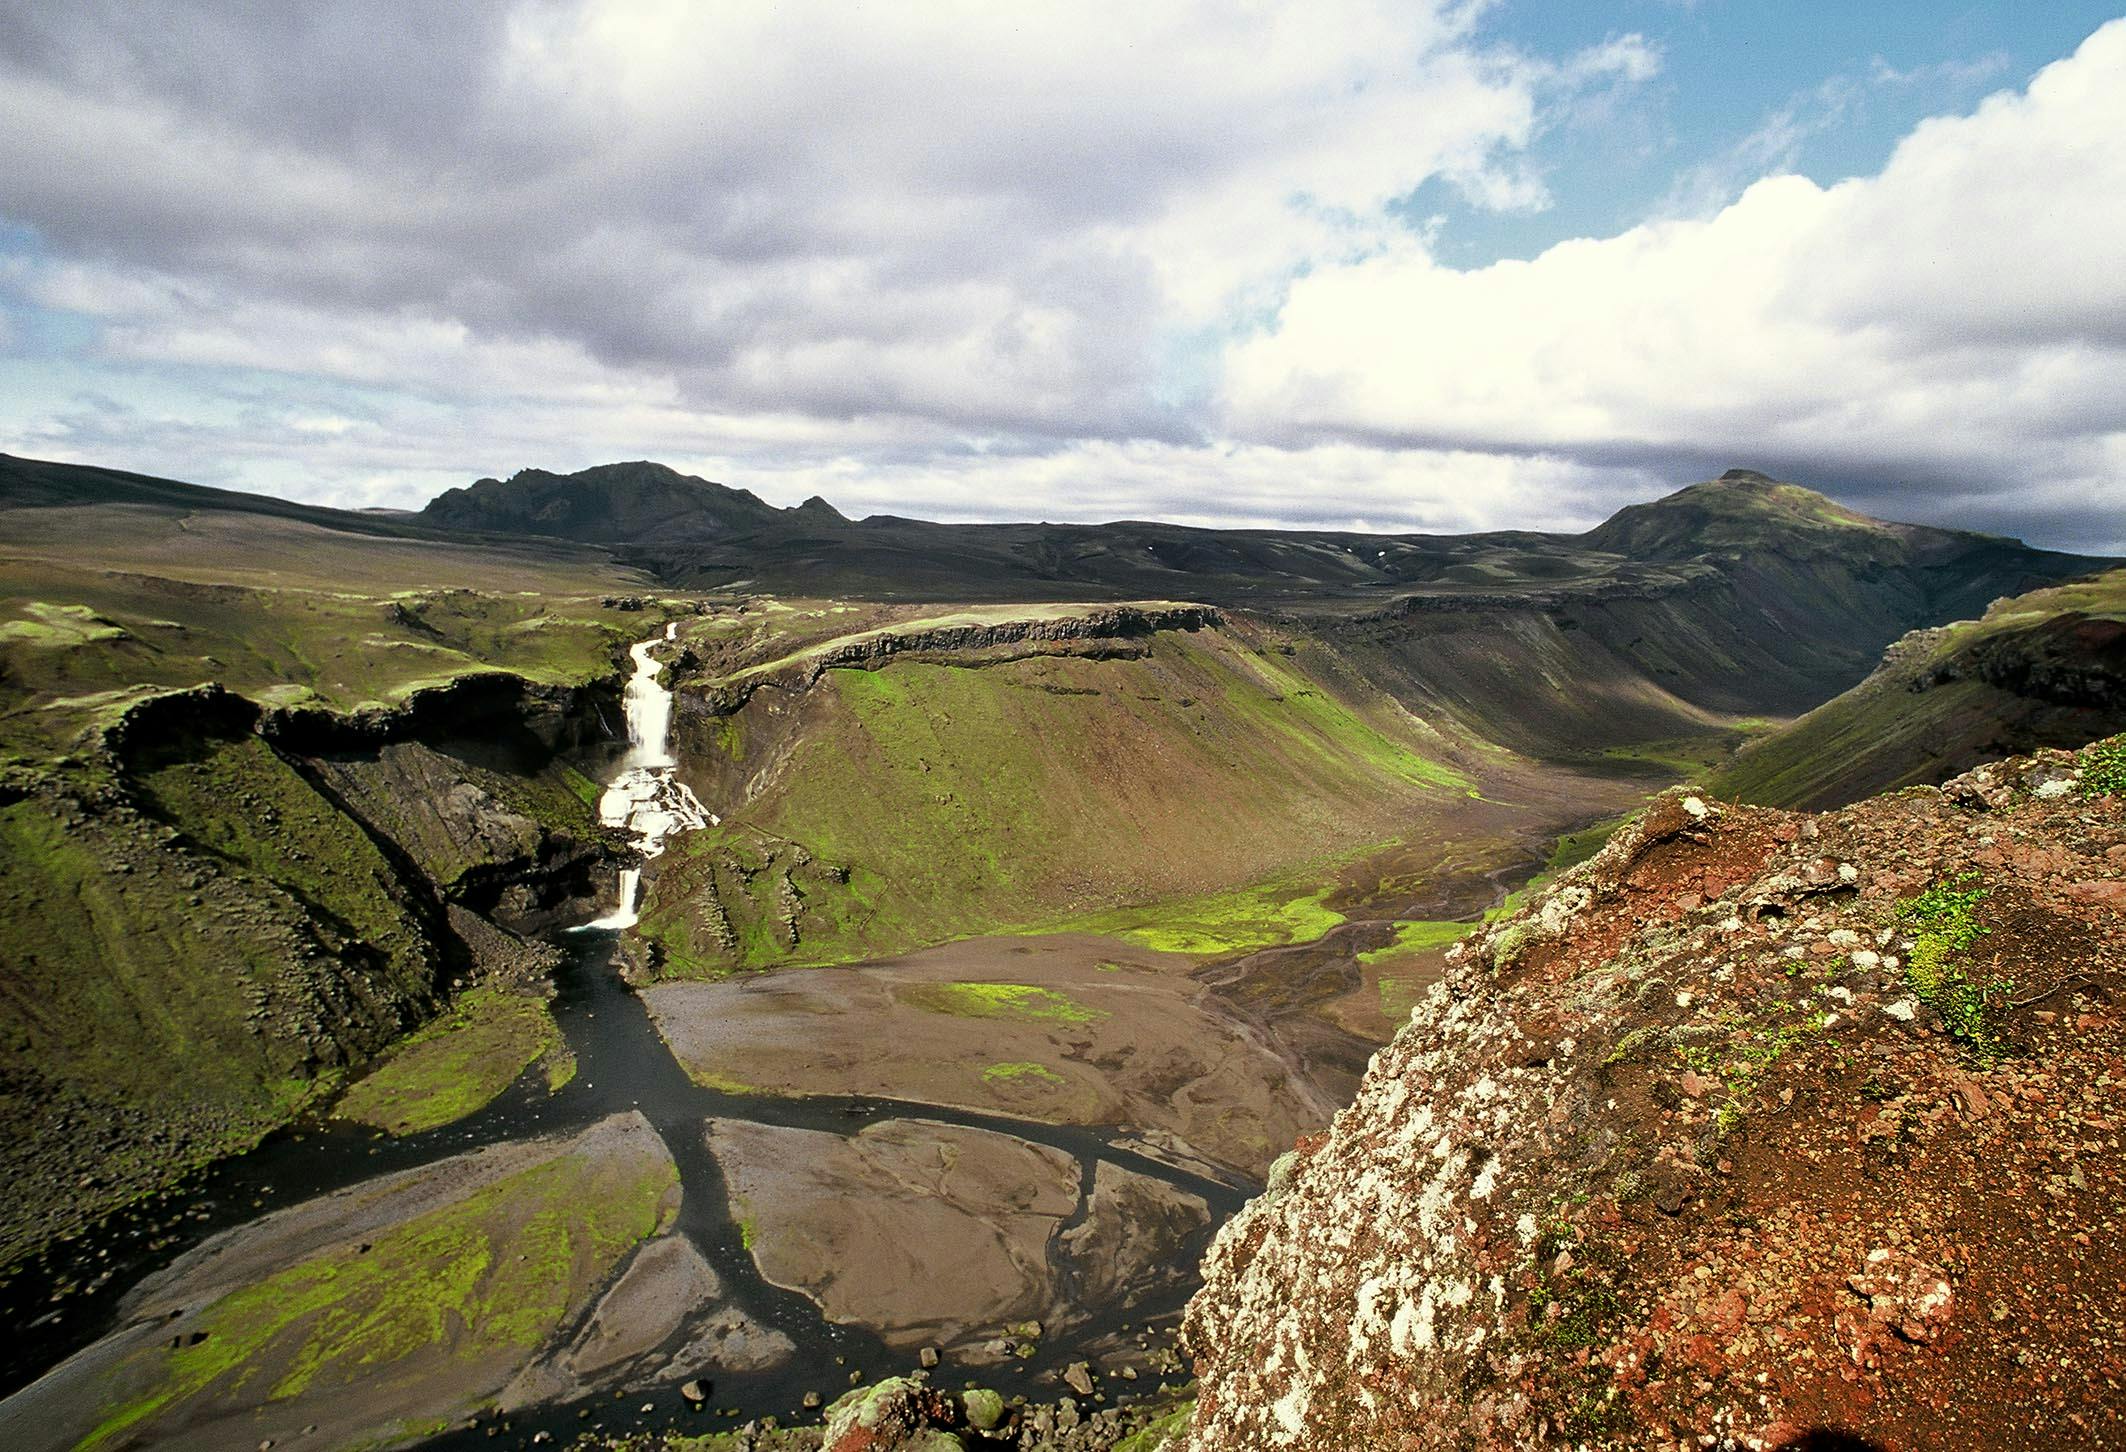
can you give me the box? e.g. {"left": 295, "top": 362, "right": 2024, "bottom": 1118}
{"left": 637, "top": 620, "right": 1479, "bottom": 974}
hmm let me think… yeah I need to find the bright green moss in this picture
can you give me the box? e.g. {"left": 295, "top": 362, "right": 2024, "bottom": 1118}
{"left": 1357, "top": 919, "right": 1471, "bottom": 966}
{"left": 982, "top": 1060, "right": 1065, "bottom": 1086}
{"left": 1898, "top": 873, "right": 2010, "bottom": 1055}
{"left": 0, "top": 600, "right": 127, "bottom": 647}
{"left": 1113, "top": 1403, "right": 1196, "bottom": 1452}
{"left": 2081, "top": 734, "right": 2126, "bottom": 796}
{"left": 903, "top": 982, "right": 1108, "bottom": 1024}
{"left": 1061, "top": 877, "right": 1344, "bottom": 959}
{"left": 80, "top": 1148, "right": 673, "bottom": 1449}
{"left": 688, "top": 1068, "right": 760, "bottom": 1095}
{"left": 557, "top": 760, "right": 605, "bottom": 810}
{"left": 333, "top": 988, "right": 565, "bottom": 1136}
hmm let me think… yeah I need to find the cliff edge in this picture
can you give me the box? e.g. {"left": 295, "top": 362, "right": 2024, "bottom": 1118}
{"left": 1182, "top": 740, "right": 2126, "bottom": 1450}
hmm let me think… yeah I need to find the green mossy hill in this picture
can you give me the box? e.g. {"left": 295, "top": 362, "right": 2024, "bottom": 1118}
{"left": 0, "top": 533, "right": 661, "bottom": 1270}
{"left": 638, "top": 617, "right": 1478, "bottom": 974}
{"left": 1712, "top": 568, "right": 2126, "bottom": 809}
{"left": 0, "top": 698, "right": 610, "bottom": 1269}
{"left": 1580, "top": 471, "right": 1888, "bottom": 559}
{"left": 333, "top": 987, "right": 573, "bottom": 1135}
{"left": 1330, "top": 475, "right": 2092, "bottom": 757}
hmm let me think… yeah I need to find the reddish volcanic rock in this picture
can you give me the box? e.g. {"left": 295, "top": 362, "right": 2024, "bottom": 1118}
{"left": 1179, "top": 743, "right": 2126, "bottom": 1451}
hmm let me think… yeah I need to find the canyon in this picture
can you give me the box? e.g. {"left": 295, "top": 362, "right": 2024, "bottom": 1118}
{"left": 0, "top": 451, "right": 2119, "bottom": 1450}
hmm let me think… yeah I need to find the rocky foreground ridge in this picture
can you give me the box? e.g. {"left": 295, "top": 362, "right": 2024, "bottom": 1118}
{"left": 1180, "top": 741, "right": 2126, "bottom": 1450}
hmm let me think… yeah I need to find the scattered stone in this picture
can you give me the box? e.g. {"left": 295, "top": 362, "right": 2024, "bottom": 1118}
{"left": 962, "top": 1387, "right": 1007, "bottom": 1431}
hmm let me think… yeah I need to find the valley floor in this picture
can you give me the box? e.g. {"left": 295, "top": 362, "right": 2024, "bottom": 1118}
{"left": 0, "top": 769, "right": 1670, "bottom": 1450}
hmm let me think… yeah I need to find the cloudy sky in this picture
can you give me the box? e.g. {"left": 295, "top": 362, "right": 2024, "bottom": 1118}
{"left": 3, "top": 2, "right": 2123, "bottom": 548}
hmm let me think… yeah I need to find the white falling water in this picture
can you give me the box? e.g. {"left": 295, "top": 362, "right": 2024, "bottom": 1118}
{"left": 581, "top": 621, "right": 715, "bottom": 930}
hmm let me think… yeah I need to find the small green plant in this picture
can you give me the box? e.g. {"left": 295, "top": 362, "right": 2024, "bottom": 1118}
{"left": 1603, "top": 1025, "right": 1667, "bottom": 1064}
{"left": 1526, "top": 1225, "right": 1623, "bottom": 1353}
{"left": 1897, "top": 873, "right": 2012, "bottom": 1057}
{"left": 2081, "top": 735, "right": 2126, "bottom": 796}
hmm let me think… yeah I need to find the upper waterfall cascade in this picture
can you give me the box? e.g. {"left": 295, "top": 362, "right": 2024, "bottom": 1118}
{"left": 584, "top": 621, "right": 714, "bottom": 930}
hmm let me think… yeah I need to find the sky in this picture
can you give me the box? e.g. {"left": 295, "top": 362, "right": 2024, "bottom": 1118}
{"left": 2, "top": 1, "right": 2123, "bottom": 549}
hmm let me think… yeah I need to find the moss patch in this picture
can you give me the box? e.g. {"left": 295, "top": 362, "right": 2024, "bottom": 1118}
{"left": 333, "top": 988, "right": 566, "bottom": 1136}
{"left": 2081, "top": 734, "right": 2126, "bottom": 796}
{"left": 1061, "top": 875, "right": 1345, "bottom": 959}
{"left": 81, "top": 1144, "right": 674, "bottom": 1449}
{"left": 1898, "top": 873, "right": 2010, "bottom": 1056}
{"left": 902, "top": 982, "right": 1108, "bottom": 1025}
{"left": 687, "top": 1067, "right": 761, "bottom": 1096}
{"left": 981, "top": 1060, "right": 1065, "bottom": 1086}
{"left": 0, "top": 600, "right": 127, "bottom": 648}
{"left": 1113, "top": 1402, "right": 1197, "bottom": 1452}
{"left": 1358, "top": 919, "right": 1472, "bottom": 966}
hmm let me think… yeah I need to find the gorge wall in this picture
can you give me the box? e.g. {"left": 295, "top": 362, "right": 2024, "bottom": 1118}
{"left": 0, "top": 671, "right": 626, "bottom": 1271}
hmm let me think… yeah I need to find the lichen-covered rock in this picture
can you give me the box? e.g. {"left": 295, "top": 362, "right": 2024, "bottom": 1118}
{"left": 820, "top": 1376, "right": 963, "bottom": 1451}
{"left": 1181, "top": 747, "right": 2126, "bottom": 1450}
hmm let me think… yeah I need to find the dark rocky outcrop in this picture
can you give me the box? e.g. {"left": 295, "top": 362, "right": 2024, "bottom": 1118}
{"left": 264, "top": 670, "right": 623, "bottom": 759}
{"left": 1916, "top": 611, "right": 2126, "bottom": 708}
{"left": 419, "top": 460, "right": 786, "bottom": 543}
{"left": 688, "top": 604, "right": 1220, "bottom": 716}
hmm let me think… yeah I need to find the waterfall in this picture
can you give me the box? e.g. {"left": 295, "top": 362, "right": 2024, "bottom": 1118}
{"left": 579, "top": 621, "right": 714, "bottom": 931}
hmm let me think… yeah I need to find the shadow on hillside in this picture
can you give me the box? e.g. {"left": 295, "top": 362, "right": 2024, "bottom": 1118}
{"left": 1773, "top": 1433, "right": 1887, "bottom": 1452}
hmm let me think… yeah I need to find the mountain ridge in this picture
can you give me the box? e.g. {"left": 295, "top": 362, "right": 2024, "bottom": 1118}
{"left": 5, "top": 451, "right": 2102, "bottom": 609}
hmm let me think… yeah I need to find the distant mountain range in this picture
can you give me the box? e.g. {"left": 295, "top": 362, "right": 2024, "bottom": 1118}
{"left": 6, "top": 453, "right": 2100, "bottom": 616}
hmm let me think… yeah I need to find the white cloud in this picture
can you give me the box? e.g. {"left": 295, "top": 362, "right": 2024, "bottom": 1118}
{"left": 1, "top": 0, "right": 1640, "bottom": 445}
{"left": 1221, "top": 20, "right": 2126, "bottom": 544}
{"left": 1, "top": 3, "right": 2121, "bottom": 553}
